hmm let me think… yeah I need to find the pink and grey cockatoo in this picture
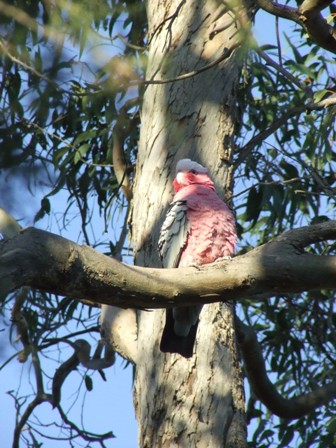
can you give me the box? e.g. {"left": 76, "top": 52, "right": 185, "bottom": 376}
{"left": 158, "top": 159, "right": 237, "bottom": 358}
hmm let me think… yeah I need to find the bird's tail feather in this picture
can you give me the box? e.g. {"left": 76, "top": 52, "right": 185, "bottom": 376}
{"left": 160, "top": 309, "right": 198, "bottom": 358}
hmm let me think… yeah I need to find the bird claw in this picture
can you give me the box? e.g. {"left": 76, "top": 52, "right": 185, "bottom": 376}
{"left": 215, "top": 256, "right": 232, "bottom": 262}
{"left": 189, "top": 261, "right": 202, "bottom": 270}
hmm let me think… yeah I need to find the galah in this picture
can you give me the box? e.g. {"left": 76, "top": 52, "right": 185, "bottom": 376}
{"left": 158, "top": 159, "right": 237, "bottom": 358}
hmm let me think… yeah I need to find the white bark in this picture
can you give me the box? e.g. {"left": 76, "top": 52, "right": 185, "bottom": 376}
{"left": 100, "top": 305, "right": 138, "bottom": 363}
{"left": 131, "top": 0, "right": 248, "bottom": 446}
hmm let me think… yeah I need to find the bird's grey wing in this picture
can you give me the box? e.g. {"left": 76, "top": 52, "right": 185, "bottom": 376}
{"left": 158, "top": 200, "right": 197, "bottom": 357}
{"left": 158, "top": 200, "right": 189, "bottom": 268}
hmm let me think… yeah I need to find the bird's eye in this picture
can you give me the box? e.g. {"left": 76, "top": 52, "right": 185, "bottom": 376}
{"left": 190, "top": 169, "right": 197, "bottom": 174}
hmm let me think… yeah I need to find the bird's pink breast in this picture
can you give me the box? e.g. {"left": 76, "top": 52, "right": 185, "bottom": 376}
{"left": 174, "top": 184, "right": 237, "bottom": 267}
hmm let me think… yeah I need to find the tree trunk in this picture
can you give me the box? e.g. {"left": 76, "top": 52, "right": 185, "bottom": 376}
{"left": 131, "top": 1, "right": 248, "bottom": 446}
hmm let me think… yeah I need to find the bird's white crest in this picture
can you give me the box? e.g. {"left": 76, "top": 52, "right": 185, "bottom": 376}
{"left": 176, "top": 159, "right": 208, "bottom": 174}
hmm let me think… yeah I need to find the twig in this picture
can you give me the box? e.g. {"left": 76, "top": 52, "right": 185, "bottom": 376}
{"left": 56, "top": 403, "right": 115, "bottom": 442}
{"left": 129, "top": 45, "right": 236, "bottom": 87}
{"left": 11, "top": 289, "right": 53, "bottom": 447}
{"left": 256, "top": 46, "right": 309, "bottom": 91}
{"left": 12, "top": 395, "right": 52, "bottom": 448}
{"left": 231, "top": 177, "right": 304, "bottom": 199}
{"left": 112, "top": 33, "right": 147, "bottom": 51}
{"left": 236, "top": 104, "right": 305, "bottom": 166}
{"left": 235, "top": 95, "right": 336, "bottom": 166}
{"left": 148, "top": 0, "right": 186, "bottom": 46}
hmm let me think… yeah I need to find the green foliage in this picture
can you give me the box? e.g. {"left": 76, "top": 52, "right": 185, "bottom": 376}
{"left": 0, "top": 0, "right": 335, "bottom": 447}
{"left": 0, "top": 0, "right": 144, "bottom": 240}
{"left": 236, "top": 22, "right": 336, "bottom": 447}
{"left": 0, "top": 1, "right": 145, "bottom": 445}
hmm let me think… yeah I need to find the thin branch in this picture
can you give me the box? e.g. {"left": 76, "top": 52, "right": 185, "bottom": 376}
{"left": 256, "top": 46, "right": 309, "bottom": 91}
{"left": 148, "top": 0, "right": 187, "bottom": 46}
{"left": 276, "top": 15, "right": 282, "bottom": 67}
{"left": 51, "top": 339, "right": 115, "bottom": 408}
{"left": 0, "top": 39, "right": 62, "bottom": 89}
{"left": 55, "top": 404, "right": 115, "bottom": 443}
{"left": 255, "top": 0, "right": 300, "bottom": 22}
{"left": 72, "top": 188, "right": 91, "bottom": 246}
{"left": 236, "top": 317, "right": 336, "bottom": 418}
{"left": 277, "top": 137, "right": 336, "bottom": 199}
{"left": 0, "top": 40, "right": 104, "bottom": 99}
{"left": 235, "top": 95, "right": 336, "bottom": 166}
{"left": 231, "top": 176, "right": 304, "bottom": 200}
{"left": 12, "top": 394, "right": 52, "bottom": 448}
{"left": 112, "top": 33, "right": 147, "bottom": 51}
{"left": 130, "top": 45, "right": 237, "bottom": 87}
{"left": 40, "top": 326, "right": 100, "bottom": 350}
{"left": 236, "top": 104, "right": 305, "bottom": 166}
{"left": 10, "top": 288, "right": 54, "bottom": 447}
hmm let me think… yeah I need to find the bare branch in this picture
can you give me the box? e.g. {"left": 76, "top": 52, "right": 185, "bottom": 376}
{"left": 55, "top": 404, "right": 115, "bottom": 443}
{"left": 1, "top": 223, "right": 336, "bottom": 309}
{"left": 51, "top": 339, "right": 115, "bottom": 408}
{"left": 129, "top": 46, "right": 237, "bottom": 87}
{"left": 236, "top": 317, "right": 336, "bottom": 418}
{"left": 11, "top": 289, "right": 53, "bottom": 447}
{"left": 12, "top": 395, "right": 52, "bottom": 448}
{"left": 255, "top": 0, "right": 300, "bottom": 22}
{"left": 256, "top": 47, "right": 309, "bottom": 91}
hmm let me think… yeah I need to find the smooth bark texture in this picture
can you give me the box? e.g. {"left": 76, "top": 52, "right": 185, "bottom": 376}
{"left": 1, "top": 222, "right": 336, "bottom": 309}
{"left": 130, "top": 1, "right": 248, "bottom": 446}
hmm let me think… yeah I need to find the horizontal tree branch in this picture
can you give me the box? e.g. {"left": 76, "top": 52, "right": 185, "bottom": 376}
{"left": 0, "top": 222, "right": 336, "bottom": 309}
{"left": 236, "top": 317, "right": 336, "bottom": 418}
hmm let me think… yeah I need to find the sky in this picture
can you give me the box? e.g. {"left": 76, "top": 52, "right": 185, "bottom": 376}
{"left": 0, "top": 8, "right": 310, "bottom": 448}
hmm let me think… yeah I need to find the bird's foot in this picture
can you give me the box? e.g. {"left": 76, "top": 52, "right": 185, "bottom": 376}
{"left": 215, "top": 256, "right": 232, "bottom": 262}
{"left": 187, "top": 261, "right": 202, "bottom": 270}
